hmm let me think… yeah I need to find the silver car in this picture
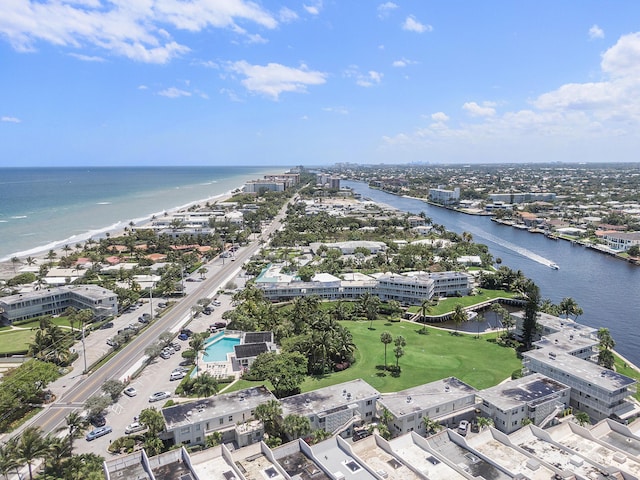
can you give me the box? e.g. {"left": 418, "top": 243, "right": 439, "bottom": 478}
{"left": 149, "top": 391, "right": 171, "bottom": 402}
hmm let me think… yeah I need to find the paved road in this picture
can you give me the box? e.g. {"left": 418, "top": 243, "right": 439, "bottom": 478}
{"left": 6, "top": 196, "right": 290, "bottom": 457}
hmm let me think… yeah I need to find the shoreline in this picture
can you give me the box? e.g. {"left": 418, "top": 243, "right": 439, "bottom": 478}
{"left": 0, "top": 187, "right": 242, "bottom": 281}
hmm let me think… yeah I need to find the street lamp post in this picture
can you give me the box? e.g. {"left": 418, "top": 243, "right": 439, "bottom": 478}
{"left": 81, "top": 321, "right": 87, "bottom": 374}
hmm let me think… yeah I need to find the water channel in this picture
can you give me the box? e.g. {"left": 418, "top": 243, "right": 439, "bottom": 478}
{"left": 344, "top": 180, "right": 640, "bottom": 366}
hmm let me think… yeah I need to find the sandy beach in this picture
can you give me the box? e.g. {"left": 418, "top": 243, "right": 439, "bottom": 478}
{"left": 0, "top": 190, "right": 237, "bottom": 282}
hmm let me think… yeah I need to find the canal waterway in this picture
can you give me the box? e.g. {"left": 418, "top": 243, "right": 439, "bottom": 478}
{"left": 344, "top": 181, "right": 640, "bottom": 366}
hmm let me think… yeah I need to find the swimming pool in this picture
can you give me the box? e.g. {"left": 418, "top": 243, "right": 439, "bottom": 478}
{"left": 202, "top": 335, "right": 241, "bottom": 362}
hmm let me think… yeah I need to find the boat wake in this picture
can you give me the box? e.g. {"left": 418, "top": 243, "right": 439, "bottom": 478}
{"left": 458, "top": 222, "right": 557, "bottom": 267}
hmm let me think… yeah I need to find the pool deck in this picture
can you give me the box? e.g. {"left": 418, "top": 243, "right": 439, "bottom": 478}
{"left": 199, "top": 331, "right": 244, "bottom": 380}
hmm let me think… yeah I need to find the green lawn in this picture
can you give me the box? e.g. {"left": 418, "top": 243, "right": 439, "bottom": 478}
{"left": 222, "top": 319, "right": 521, "bottom": 395}
{"left": 0, "top": 329, "right": 36, "bottom": 354}
{"left": 407, "top": 289, "right": 518, "bottom": 316}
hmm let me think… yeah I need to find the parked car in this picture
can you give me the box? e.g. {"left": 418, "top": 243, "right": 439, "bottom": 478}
{"left": 99, "top": 321, "right": 114, "bottom": 330}
{"left": 181, "top": 328, "right": 193, "bottom": 337}
{"left": 159, "top": 350, "right": 171, "bottom": 359}
{"left": 149, "top": 391, "right": 171, "bottom": 402}
{"left": 178, "top": 333, "right": 189, "bottom": 341}
{"left": 170, "top": 342, "right": 181, "bottom": 351}
{"left": 125, "top": 422, "right": 146, "bottom": 434}
{"left": 173, "top": 366, "right": 189, "bottom": 373}
{"left": 106, "top": 338, "right": 118, "bottom": 347}
{"left": 170, "top": 371, "right": 186, "bottom": 381}
{"left": 86, "top": 426, "right": 112, "bottom": 441}
{"left": 138, "top": 316, "right": 149, "bottom": 324}
{"left": 89, "top": 413, "right": 106, "bottom": 427}
{"left": 157, "top": 302, "right": 167, "bottom": 308}
{"left": 212, "top": 300, "right": 221, "bottom": 307}
{"left": 123, "top": 387, "right": 137, "bottom": 397}
{"left": 457, "top": 420, "right": 469, "bottom": 436}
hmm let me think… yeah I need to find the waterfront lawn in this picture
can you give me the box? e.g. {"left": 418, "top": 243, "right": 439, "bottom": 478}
{"left": 222, "top": 319, "right": 520, "bottom": 395}
{"left": 614, "top": 356, "right": 640, "bottom": 402}
{"left": 406, "top": 289, "right": 518, "bottom": 316}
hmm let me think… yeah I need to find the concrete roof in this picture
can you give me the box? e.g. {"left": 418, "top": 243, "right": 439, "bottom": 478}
{"left": 479, "top": 373, "right": 569, "bottom": 411}
{"left": 378, "top": 377, "right": 477, "bottom": 419}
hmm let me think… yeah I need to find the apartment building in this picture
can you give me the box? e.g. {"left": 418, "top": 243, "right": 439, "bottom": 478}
{"left": 522, "top": 349, "right": 638, "bottom": 422}
{"left": 161, "top": 386, "right": 276, "bottom": 447}
{"left": 0, "top": 285, "right": 118, "bottom": 323}
{"left": 428, "top": 186, "right": 460, "bottom": 205}
{"left": 378, "top": 377, "right": 478, "bottom": 438}
{"left": 478, "top": 373, "right": 570, "bottom": 434}
{"left": 280, "top": 379, "right": 380, "bottom": 438}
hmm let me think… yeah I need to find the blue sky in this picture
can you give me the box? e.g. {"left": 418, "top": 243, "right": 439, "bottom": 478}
{"left": 1, "top": 1, "right": 640, "bottom": 167}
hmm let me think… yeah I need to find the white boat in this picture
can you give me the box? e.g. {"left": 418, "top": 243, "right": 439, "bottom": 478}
{"left": 549, "top": 263, "right": 559, "bottom": 270}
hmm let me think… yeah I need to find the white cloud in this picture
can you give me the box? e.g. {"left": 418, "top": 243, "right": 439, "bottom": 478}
{"left": 68, "top": 52, "right": 105, "bottom": 62}
{"left": 227, "top": 61, "right": 327, "bottom": 100}
{"left": 377, "top": 2, "right": 398, "bottom": 19}
{"left": 392, "top": 58, "right": 416, "bottom": 68}
{"left": 303, "top": 1, "right": 323, "bottom": 15}
{"left": 463, "top": 101, "right": 497, "bottom": 117}
{"left": 380, "top": 32, "right": 640, "bottom": 163}
{"left": 402, "top": 15, "right": 432, "bottom": 33}
{"left": 431, "top": 112, "right": 449, "bottom": 122}
{"left": 1, "top": 116, "right": 21, "bottom": 123}
{"left": 323, "top": 106, "right": 349, "bottom": 115}
{"left": 0, "top": 0, "right": 278, "bottom": 63}
{"left": 589, "top": 24, "right": 604, "bottom": 40}
{"left": 158, "top": 87, "right": 192, "bottom": 98}
{"left": 279, "top": 7, "right": 298, "bottom": 23}
{"left": 358, "top": 70, "right": 383, "bottom": 87}
{"left": 345, "top": 66, "right": 383, "bottom": 87}
{"left": 138, "top": 85, "right": 148, "bottom": 90}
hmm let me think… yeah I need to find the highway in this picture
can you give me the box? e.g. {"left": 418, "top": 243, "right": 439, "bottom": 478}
{"left": 27, "top": 198, "right": 289, "bottom": 439}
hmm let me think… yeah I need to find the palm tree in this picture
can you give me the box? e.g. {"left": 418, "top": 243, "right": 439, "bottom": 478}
{"left": 189, "top": 334, "right": 207, "bottom": 375}
{"left": 380, "top": 332, "right": 393, "bottom": 370}
{"left": 139, "top": 408, "right": 165, "bottom": 437}
{"left": 379, "top": 407, "right": 393, "bottom": 427}
{"left": 477, "top": 417, "right": 494, "bottom": 430}
{"left": 573, "top": 410, "right": 590, "bottom": 427}
{"left": 0, "top": 438, "right": 19, "bottom": 480}
{"left": 15, "top": 426, "right": 49, "bottom": 480}
{"left": 25, "top": 256, "right": 36, "bottom": 267}
{"left": 282, "top": 414, "right": 311, "bottom": 440}
{"left": 597, "top": 327, "right": 616, "bottom": 369}
{"left": 420, "top": 298, "right": 432, "bottom": 322}
{"left": 10, "top": 257, "right": 21, "bottom": 274}
{"left": 63, "top": 411, "right": 87, "bottom": 452}
{"left": 254, "top": 400, "right": 283, "bottom": 437}
{"left": 474, "top": 313, "right": 485, "bottom": 339}
{"left": 451, "top": 304, "right": 468, "bottom": 335}
{"left": 422, "top": 416, "right": 442, "bottom": 436}
{"left": 559, "top": 297, "right": 583, "bottom": 321}
{"left": 193, "top": 373, "right": 219, "bottom": 398}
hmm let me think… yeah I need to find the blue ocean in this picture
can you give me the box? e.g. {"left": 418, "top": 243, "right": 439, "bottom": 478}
{"left": 0, "top": 166, "right": 280, "bottom": 261}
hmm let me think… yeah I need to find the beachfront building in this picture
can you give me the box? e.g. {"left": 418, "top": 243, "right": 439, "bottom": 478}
{"left": 244, "top": 180, "right": 285, "bottom": 193}
{"left": 477, "top": 373, "right": 570, "bottom": 434}
{"left": 279, "top": 380, "right": 380, "bottom": 439}
{"left": 161, "top": 386, "right": 276, "bottom": 448}
{"left": 0, "top": 285, "right": 118, "bottom": 324}
{"left": 428, "top": 186, "right": 460, "bottom": 205}
{"left": 377, "top": 377, "right": 478, "bottom": 438}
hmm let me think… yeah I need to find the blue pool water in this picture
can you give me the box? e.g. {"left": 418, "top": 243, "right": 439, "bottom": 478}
{"left": 202, "top": 336, "right": 240, "bottom": 362}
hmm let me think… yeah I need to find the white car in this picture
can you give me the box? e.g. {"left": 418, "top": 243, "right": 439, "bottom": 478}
{"left": 125, "top": 422, "right": 146, "bottom": 434}
{"left": 457, "top": 420, "right": 469, "bottom": 436}
{"left": 123, "top": 387, "right": 137, "bottom": 397}
{"left": 170, "top": 371, "right": 186, "bottom": 381}
{"left": 149, "top": 391, "right": 171, "bottom": 403}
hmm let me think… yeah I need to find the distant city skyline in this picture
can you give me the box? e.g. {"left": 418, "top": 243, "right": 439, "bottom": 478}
{"left": 1, "top": 1, "right": 640, "bottom": 166}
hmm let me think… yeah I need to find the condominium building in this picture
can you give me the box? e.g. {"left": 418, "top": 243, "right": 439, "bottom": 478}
{"left": 255, "top": 265, "right": 472, "bottom": 306}
{"left": 280, "top": 379, "right": 380, "bottom": 438}
{"left": 377, "top": 377, "right": 478, "bottom": 438}
{"left": 521, "top": 349, "right": 638, "bottom": 422}
{"left": 478, "top": 373, "right": 570, "bottom": 434}
{"left": 428, "top": 186, "right": 460, "bottom": 205}
{"left": 0, "top": 285, "right": 118, "bottom": 323}
{"left": 161, "top": 386, "right": 276, "bottom": 447}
